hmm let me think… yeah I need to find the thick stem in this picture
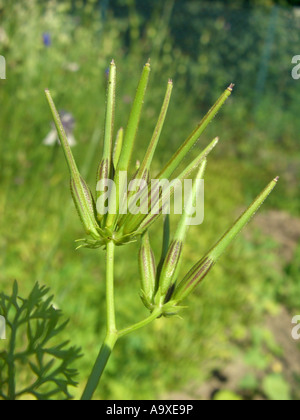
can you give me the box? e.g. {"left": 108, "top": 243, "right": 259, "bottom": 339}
{"left": 106, "top": 241, "right": 116, "bottom": 333}
{"left": 81, "top": 241, "right": 117, "bottom": 400}
{"left": 7, "top": 322, "right": 17, "bottom": 400}
{"left": 81, "top": 241, "right": 162, "bottom": 400}
{"left": 81, "top": 332, "right": 117, "bottom": 401}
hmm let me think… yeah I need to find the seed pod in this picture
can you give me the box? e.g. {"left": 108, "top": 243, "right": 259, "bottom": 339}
{"left": 156, "top": 84, "right": 233, "bottom": 180}
{"left": 113, "top": 127, "right": 124, "bottom": 170}
{"left": 100, "top": 59, "right": 116, "bottom": 176}
{"left": 123, "top": 138, "right": 217, "bottom": 235}
{"left": 45, "top": 89, "right": 100, "bottom": 239}
{"left": 156, "top": 214, "right": 170, "bottom": 280}
{"left": 173, "top": 176, "right": 279, "bottom": 303}
{"left": 172, "top": 256, "right": 214, "bottom": 303}
{"left": 70, "top": 176, "right": 100, "bottom": 239}
{"left": 158, "top": 159, "right": 207, "bottom": 301}
{"left": 105, "top": 61, "right": 151, "bottom": 231}
{"left": 135, "top": 79, "right": 173, "bottom": 180}
{"left": 158, "top": 239, "right": 183, "bottom": 299}
{"left": 139, "top": 231, "right": 156, "bottom": 309}
{"left": 96, "top": 60, "right": 117, "bottom": 223}
{"left": 96, "top": 158, "right": 110, "bottom": 224}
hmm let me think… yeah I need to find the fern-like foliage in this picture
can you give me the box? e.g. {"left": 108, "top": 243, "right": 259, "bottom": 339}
{"left": 0, "top": 281, "right": 81, "bottom": 400}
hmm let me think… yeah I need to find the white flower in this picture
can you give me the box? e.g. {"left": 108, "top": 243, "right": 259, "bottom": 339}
{"left": 63, "top": 62, "right": 80, "bottom": 72}
{"left": 43, "top": 111, "right": 76, "bottom": 147}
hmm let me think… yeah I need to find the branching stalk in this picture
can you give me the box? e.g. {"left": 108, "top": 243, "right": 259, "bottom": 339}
{"left": 81, "top": 241, "right": 161, "bottom": 400}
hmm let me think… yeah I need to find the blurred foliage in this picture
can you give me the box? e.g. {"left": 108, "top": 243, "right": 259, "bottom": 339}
{"left": 213, "top": 390, "right": 243, "bottom": 401}
{"left": 281, "top": 244, "right": 300, "bottom": 310}
{"left": 0, "top": 0, "right": 299, "bottom": 400}
{"left": 262, "top": 373, "right": 291, "bottom": 400}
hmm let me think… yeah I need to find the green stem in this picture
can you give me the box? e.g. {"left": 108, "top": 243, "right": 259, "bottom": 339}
{"left": 118, "top": 308, "right": 162, "bottom": 338}
{"left": 81, "top": 241, "right": 162, "bottom": 400}
{"left": 81, "top": 241, "right": 117, "bottom": 400}
{"left": 81, "top": 332, "right": 118, "bottom": 401}
{"left": 7, "top": 321, "right": 17, "bottom": 400}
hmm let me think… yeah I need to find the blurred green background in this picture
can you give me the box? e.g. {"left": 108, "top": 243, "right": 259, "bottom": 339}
{"left": 0, "top": 0, "right": 299, "bottom": 400}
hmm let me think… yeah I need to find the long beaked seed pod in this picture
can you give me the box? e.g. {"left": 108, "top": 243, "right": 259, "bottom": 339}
{"left": 122, "top": 138, "right": 218, "bottom": 236}
{"left": 113, "top": 127, "right": 124, "bottom": 170}
{"left": 116, "top": 62, "right": 151, "bottom": 173}
{"left": 173, "top": 176, "right": 279, "bottom": 303}
{"left": 172, "top": 256, "right": 214, "bottom": 303}
{"left": 136, "top": 79, "right": 173, "bottom": 181}
{"left": 156, "top": 214, "right": 170, "bottom": 281}
{"left": 96, "top": 60, "right": 116, "bottom": 222}
{"left": 106, "top": 61, "right": 151, "bottom": 229}
{"left": 121, "top": 80, "right": 173, "bottom": 223}
{"left": 45, "top": 89, "right": 101, "bottom": 239}
{"left": 103, "top": 59, "right": 116, "bottom": 167}
{"left": 96, "top": 158, "right": 110, "bottom": 224}
{"left": 158, "top": 239, "right": 183, "bottom": 300}
{"left": 71, "top": 176, "right": 99, "bottom": 239}
{"left": 173, "top": 159, "right": 207, "bottom": 243}
{"left": 139, "top": 231, "right": 156, "bottom": 309}
{"left": 157, "top": 159, "right": 207, "bottom": 301}
{"left": 156, "top": 84, "right": 233, "bottom": 181}
{"left": 98, "top": 60, "right": 116, "bottom": 176}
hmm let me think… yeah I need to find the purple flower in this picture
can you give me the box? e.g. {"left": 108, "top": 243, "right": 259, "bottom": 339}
{"left": 42, "top": 32, "right": 51, "bottom": 47}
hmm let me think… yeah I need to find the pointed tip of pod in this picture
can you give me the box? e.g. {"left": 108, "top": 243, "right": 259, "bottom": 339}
{"left": 210, "top": 137, "right": 219, "bottom": 150}
{"left": 45, "top": 88, "right": 49, "bottom": 93}
{"left": 274, "top": 176, "right": 280, "bottom": 182}
{"left": 168, "top": 78, "right": 173, "bottom": 85}
{"left": 111, "top": 58, "right": 115, "bottom": 65}
{"left": 227, "top": 83, "right": 235, "bottom": 92}
{"left": 147, "top": 58, "right": 151, "bottom": 64}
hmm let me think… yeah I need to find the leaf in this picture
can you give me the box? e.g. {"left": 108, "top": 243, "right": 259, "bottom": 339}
{"left": 262, "top": 374, "right": 291, "bottom": 401}
{"left": 0, "top": 281, "right": 81, "bottom": 400}
{"left": 239, "top": 373, "right": 259, "bottom": 391}
{"left": 213, "top": 390, "right": 243, "bottom": 401}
